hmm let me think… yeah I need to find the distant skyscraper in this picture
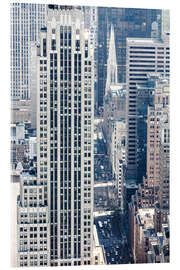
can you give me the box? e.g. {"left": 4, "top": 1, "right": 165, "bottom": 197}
{"left": 126, "top": 36, "right": 169, "bottom": 183}
{"left": 37, "top": 6, "right": 94, "bottom": 266}
{"left": 10, "top": 3, "right": 47, "bottom": 100}
{"left": 97, "top": 7, "right": 162, "bottom": 108}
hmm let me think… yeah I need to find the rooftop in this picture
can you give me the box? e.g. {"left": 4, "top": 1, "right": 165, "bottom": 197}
{"left": 137, "top": 208, "right": 154, "bottom": 229}
{"left": 109, "top": 83, "right": 126, "bottom": 96}
{"left": 127, "top": 37, "right": 163, "bottom": 44}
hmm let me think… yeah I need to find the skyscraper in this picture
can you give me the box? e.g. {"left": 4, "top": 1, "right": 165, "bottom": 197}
{"left": 146, "top": 79, "right": 169, "bottom": 188}
{"left": 36, "top": 6, "right": 94, "bottom": 266}
{"left": 126, "top": 36, "right": 169, "bottom": 183}
{"left": 10, "top": 3, "right": 47, "bottom": 100}
{"left": 155, "top": 100, "right": 170, "bottom": 231}
{"left": 136, "top": 75, "right": 155, "bottom": 185}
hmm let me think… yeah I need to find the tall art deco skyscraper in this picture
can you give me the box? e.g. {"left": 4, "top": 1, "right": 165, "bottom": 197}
{"left": 36, "top": 6, "right": 94, "bottom": 266}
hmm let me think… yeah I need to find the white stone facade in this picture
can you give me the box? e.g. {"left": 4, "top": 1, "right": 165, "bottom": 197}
{"left": 10, "top": 3, "right": 47, "bottom": 100}
{"left": 17, "top": 173, "right": 50, "bottom": 267}
{"left": 36, "top": 7, "right": 94, "bottom": 266}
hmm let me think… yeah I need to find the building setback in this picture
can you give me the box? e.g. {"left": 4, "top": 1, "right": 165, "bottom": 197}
{"left": 36, "top": 6, "right": 94, "bottom": 266}
{"left": 17, "top": 173, "right": 50, "bottom": 267}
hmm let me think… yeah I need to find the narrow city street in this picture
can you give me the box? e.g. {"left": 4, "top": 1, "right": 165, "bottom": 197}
{"left": 94, "top": 122, "right": 133, "bottom": 264}
{"left": 94, "top": 125, "right": 113, "bottom": 211}
{"left": 94, "top": 136, "right": 112, "bottom": 184}
{"left": 95, "top": 215, "right": 133, "bottom": 264}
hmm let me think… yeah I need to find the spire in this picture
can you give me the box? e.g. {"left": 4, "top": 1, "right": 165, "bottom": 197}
{"left": 105, "top": 24, "right": 118, "bottom": 95}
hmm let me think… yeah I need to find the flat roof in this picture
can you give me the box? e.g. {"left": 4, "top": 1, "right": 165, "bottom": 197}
{"left": 127, "top": 37, "right": 164, "bottom": 45}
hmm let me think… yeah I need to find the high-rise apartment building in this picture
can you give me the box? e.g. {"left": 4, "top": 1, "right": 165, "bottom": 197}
{"left": 10, "top": 3, "right": 47, "bottom": 100}
{"left": 36, "top": 6, "right": 94, "bottom": 266}
{"left": 97, "top": 7, "right": 161, "bottom": 108}
{"left": 126, "top": 37, "right": 170, "bottom": 183}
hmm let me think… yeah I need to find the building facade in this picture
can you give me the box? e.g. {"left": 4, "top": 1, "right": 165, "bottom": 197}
{"left": 157, "top": 108, "right": 170, "bottom": 228}
{"left": 146, "top": 79, "right": 169, "bottom": 188}
{"left": 126, "top": 37, "right": 170, "bottom": 183}
{"left": 36, "top": 7, "right": 94, "bottom": 266}
{"left": 17, "top": 173, "right": 50, "bottom": 267}
{"left": 29, "top": 42, "right": 39, "bottom": 129}
{"left": 10, "top": 3, "right": 47, "bottom": 100}
{"left": 84, "top": 6, "right": 98, "bottom": 109}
